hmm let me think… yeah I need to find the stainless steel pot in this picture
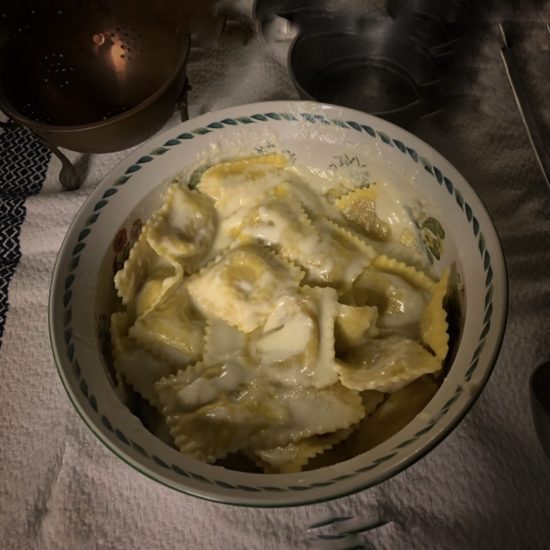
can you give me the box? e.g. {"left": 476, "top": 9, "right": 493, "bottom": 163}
{"left": 288, "top": 20, "right": 445, "bottom": 127}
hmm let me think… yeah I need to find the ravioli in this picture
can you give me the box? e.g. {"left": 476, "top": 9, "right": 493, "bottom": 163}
{"left": 235, "top": 199, "right": 370, "bottom": 290}
{"left": 129, "top": 283, "right": 204, "bottom": 366}
{"left": 339, "top": 180, "right": 432, "bottom": 269}
{"left": 237, "top": 196, "right": 313, "bottom": 250}
{"left": 186, "top": 244, "right": 304, "bottom": 332}
{"left": 270, "top": 177, "right": 342, "bottom": 221}
{"left": 110, "top": 312, "right": 175, "bottom": 405}
{"left": 198, "top": 154, "right": 289, "bottom": 217}
{"left": 348, "top": 268, "right": 429, "bottom": 339}
{"left": 147, "top": 184, "right": 217, "bottom": 272}
{"left": 203, "top": 318, "right": 248, "bottom": 363}
{"left": 154, "top": 358, "right": 268, "bottom": 461}
{"left": 111, "top": 153, "right": 453, "bottom": 472}
{"left": 114, "top": 227, "right": 181, "bottom": 319}
{"left": 371, "top": 254, "right": 435, "bottom": 291}
{"left": 421, "top": 268, "right": 450, "bottom": 360}
{"left": 249, "top": 428, "right": 353, "bottom": 473}
{"left": 336, "top": 335, "right": 442, "bottom": 393}
{"left": 334, "top": 303, "right": 379, "bottom": 353}
{"left": 155, "top": 359, "right": 363, "bottom": 462}
{"left": 302, "top": 219, "right": 377, "bottom": 290}
{"left": 335, "top": 186, "right": 391, "bottom": 241}
{"left": 250, "top": 286, "right": 339, "bottom": 388}
{"left": 345, "top": 376, "right": 439, "bottom": 455}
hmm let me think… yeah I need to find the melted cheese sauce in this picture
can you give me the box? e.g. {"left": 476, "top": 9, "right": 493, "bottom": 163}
{"left": 176, "top": 360, "right": 251, "bottom": 411}
{"left": 255, "top": 297, "right": 315, "bottom": 364}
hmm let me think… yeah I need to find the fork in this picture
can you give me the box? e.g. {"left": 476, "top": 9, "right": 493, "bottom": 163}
{"left": 306, "top": 512, "right": 391, "bottom": 549}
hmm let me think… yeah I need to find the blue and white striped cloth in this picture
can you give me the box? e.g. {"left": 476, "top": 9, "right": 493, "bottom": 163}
{"left": 0, "top": 123, "right": 50, "bottom": 340}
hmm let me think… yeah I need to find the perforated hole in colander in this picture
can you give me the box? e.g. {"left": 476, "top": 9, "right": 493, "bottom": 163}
{"left": 109, "top": 25, "right": 144, "bottom": 61}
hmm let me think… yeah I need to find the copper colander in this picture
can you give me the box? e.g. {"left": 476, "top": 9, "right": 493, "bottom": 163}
{"left": 0, "top": 0, "right": 194, "bottom": 188}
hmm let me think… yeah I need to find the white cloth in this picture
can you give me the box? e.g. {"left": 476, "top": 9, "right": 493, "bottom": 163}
{"left": 1, "top": 2, "right": 550, "bottom": 549}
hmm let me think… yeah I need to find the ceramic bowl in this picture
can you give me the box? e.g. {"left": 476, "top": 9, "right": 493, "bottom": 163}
{"left": 49, "top": 100, "right": 507, "bottom": 507}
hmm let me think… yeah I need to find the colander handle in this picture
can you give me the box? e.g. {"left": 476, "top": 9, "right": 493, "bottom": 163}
{"left": 40, "top": 139, "right": 82, "bottom": 191}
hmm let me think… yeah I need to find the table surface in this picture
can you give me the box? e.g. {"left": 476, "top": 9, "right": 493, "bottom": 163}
{"left": 1, "top": 2, "right": 550, "bottom": 549}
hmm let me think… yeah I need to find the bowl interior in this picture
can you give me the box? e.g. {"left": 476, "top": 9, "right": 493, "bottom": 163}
{"left": 50, "top": 101, "right": 507, "bottom": 506}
